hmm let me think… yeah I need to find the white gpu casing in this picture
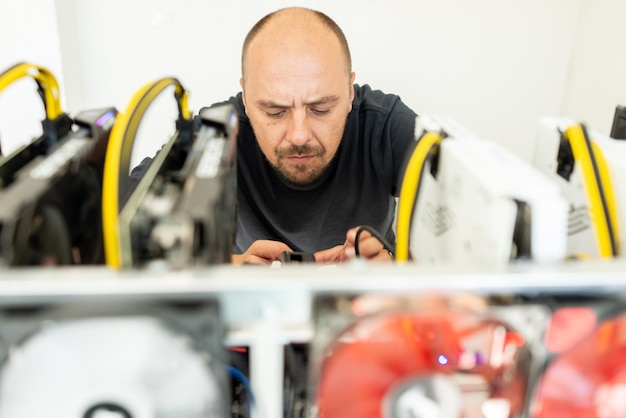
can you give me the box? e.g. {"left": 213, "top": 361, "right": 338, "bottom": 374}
{"left": 533, "top": 117, "right": 626, "bottom": 258}
{"left": 409, "top": 115, "right": 568, "bottom": 266}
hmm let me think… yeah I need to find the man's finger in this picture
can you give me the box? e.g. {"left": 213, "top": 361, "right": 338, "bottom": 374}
{"left": 314, "top": 245, "right": 344, "bottom": 263}
{"left": 356, "top": 236, "right": 384, "bottom": 257}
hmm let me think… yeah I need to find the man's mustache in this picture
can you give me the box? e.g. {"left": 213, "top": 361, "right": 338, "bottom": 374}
{"left": 276, "top": 144, "right": 324, "bottom": 158}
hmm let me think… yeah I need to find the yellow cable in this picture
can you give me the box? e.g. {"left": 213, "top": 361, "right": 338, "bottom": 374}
{"left": 0, "top": 62, "right": 63, "bottom": 119}
{"left": 564, "top": 124, "right": 620, "bottom": 257}
{"left": 395, "top": 131, "right": 442, "bottom": 263}
{"left": 102, "top": 77, "right": 191, "bottom": 269}
{"left": 592, "top": 141, "right": 620, "bottom": 249}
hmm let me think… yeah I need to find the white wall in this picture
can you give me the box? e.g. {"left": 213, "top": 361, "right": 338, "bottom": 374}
{"left": 7, "top": 1, "right": 623, "bottom": 167}
{"left": 46, "top": 0, "right": 583, "bottom": 166}
{"left": 560, "top": 0, "right": 626, "bottom": 137}
{"left": 0, "top": 0, "right": 66, "bottom": 156}
{"left": 344, "top": 0, "right": 582, "bottom": 162}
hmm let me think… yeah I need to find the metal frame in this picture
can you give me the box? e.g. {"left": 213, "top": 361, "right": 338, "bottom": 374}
{"left": 1, "top": 260, "right": 626, "bottom": 417}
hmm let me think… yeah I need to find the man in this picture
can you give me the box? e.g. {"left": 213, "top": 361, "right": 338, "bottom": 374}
{"left": 231, "top": 7, "right": 417, "bottom": 265}
{"left": 134, "top": 7, "right": 418, "bottom": 265}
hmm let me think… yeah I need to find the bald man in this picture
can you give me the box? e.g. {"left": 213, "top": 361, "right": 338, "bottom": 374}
{"left": 230, "top": 7, "right": 417, "bottom": 265}
{"left": 133, "top": 7, "right": 418, "bottom": 265}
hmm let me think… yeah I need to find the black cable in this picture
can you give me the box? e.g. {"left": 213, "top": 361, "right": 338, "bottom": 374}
{"left": 354, "top": 225, "right": 395, "bottom": 260}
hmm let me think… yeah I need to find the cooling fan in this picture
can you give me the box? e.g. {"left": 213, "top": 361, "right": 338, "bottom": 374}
{"left": 532, "top": 302, "right": 626, "bottom": 417}
{"left": 311, "top": 294, "right": 546, "bottom": 418}
{"left": 0, "top": 295, "right": 229, "bottom": 418}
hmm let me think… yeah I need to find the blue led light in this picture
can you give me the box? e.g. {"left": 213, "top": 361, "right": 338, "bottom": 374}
{"left": 96, "top": 110, "right": 115, "bottom": 127}
{"left": 438, "top": 354, "right": 448, "bottom": 365}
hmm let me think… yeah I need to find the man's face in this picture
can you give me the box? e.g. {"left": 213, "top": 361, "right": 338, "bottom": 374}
{"left": 241, "top": 25, "right": 355, "bottom": 186}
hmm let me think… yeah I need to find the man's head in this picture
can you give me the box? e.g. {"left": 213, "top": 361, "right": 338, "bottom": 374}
{"left": 240, "top": 7, "right": 355, "bottom": 186}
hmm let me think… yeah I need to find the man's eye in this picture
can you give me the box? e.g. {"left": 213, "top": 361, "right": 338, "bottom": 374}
{"left": 267, "top": 111, "right": 285, "bottom": 118}
{"left": 311, "top": 108, "right": 330, "bottom": 116}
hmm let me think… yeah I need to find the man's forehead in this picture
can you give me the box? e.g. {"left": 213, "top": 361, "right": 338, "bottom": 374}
{"left": 257, "top": 12, "right": 327, "bottom": 41}
{"left": 243, "top": 15, "right": 344, "bottom": 72}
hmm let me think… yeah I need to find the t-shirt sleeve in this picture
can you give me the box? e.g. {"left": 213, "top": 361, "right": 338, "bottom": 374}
{"left": 385, "top": 98, "right": 418, "bottom": 196}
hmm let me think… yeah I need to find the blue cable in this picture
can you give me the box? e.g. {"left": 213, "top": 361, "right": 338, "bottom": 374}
{"left": 227, "top": 365, "right": 255, "bottom": 405}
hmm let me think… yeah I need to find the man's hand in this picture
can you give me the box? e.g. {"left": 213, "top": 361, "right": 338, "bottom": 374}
{"left": 313, "top": 244, "right": 346, "bottom": 264}
{"left": 232, "top": 240, "right": 292, "bottom": 265}
{"left": 314, "top": 226, "right": 393, "bottom": 263}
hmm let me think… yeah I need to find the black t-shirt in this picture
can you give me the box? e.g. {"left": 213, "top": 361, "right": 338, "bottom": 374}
{"left": 231, "top": 84, "right": 417, "bottom": 253}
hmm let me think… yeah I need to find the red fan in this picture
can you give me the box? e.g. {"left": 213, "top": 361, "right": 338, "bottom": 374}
{"left": 533, "top": 310, "right": 626, "bottom": 418}
{"left": 316, "top": 309, "right": 527, "bottom": 418}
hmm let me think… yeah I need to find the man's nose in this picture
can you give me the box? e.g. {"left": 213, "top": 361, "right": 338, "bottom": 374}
{"left": 287, "top": 110, "right": 311, "bottom": 146}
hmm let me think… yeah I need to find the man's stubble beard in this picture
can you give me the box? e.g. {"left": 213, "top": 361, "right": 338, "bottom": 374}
{"left": 251, "top": 118, "right": 348, "bottom": 186}
{"left": 273, "top": 143, "right": 328, "bottom": 185}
